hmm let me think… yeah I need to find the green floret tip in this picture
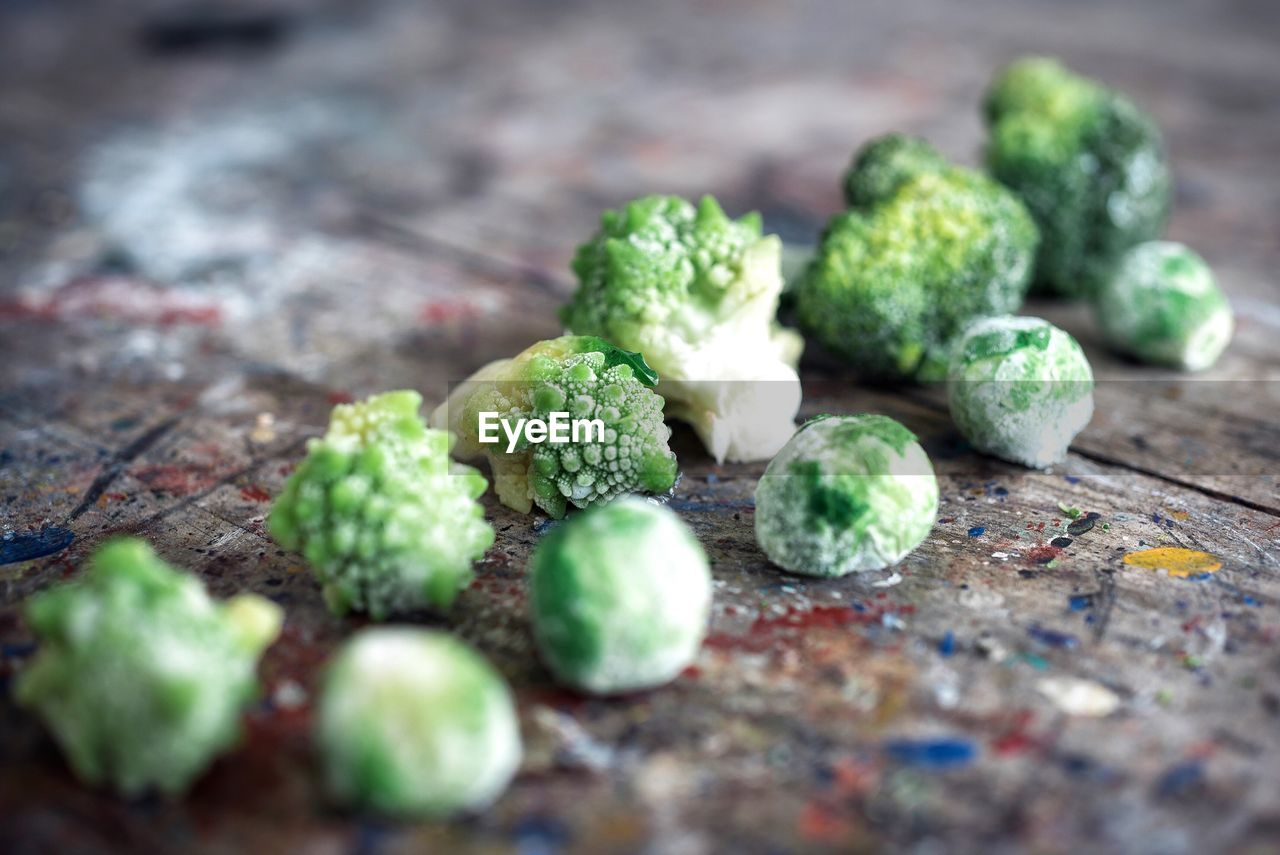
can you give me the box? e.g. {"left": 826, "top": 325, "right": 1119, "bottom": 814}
{"left": 984, "top": 57, "right": 1171, "bottom": 297}
{"left": 269, "top": 390, "right": 494, "bottom": 619}
{"left": 561, "top": 194, "right": 804, "bottom": 463}
{"left": 15, "top": 538, "right": 281, "bottom": 797}
{"left": 797, "top": 134, "right": 1039, "bottom": 379}
{"left": 433, "top": 336, "right": 678, "bottom": 518}
{"left": 754, "top": 414, "right": 939, "bottom": 577}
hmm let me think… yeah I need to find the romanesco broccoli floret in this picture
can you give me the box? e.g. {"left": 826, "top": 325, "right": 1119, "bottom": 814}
{"left": 984, "top": 57, "right": 1171, "bottom": 297}
{"left": 561, "top": 195, "right": 802, "bottom": 463}
{"left": 797, "top": 134, "right": 1039, "bottom": 379}
{"left": 15, "top": 538, "right": 281, "bottom": 796}
{"left": 269, "top": 390, "right": 494, "bottom": 619}
{"left": 433, "top": 336, "right": 678, "bottom": 518}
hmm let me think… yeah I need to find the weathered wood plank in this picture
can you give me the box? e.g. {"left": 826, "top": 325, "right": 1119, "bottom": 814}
{"left": 2, "top": 0, "right": 1279, "bottom": 852}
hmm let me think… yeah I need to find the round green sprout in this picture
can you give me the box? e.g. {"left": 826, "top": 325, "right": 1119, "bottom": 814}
{"left": 984, "top": 57, "right": 1171, "bottom": 297}
{"left": 316, "top": 628, "right": 521, "bottom": 817}
{"left": 528, "top": 498, "right": 711, "bottom": 694}
{"left": 754, "top": 415, "right": 938, "bottom": 576}
{"left": 1094, "top": 241, "right": 1233, "bottom": 371}
{"left": 269, "top": 390, "right": 494, "bottom": 619}
{"left": 434, "top": 336, "right": 678, "bottom": 518}
{"left": 15, "top": 538, "right": 282, "bottom": 797}
{"left": 562, "top": 195, "right": 803, "bottom": 463}
{"left": 947, "top": 316, "right": 1094, "bottom": 468}
{"left": 797, "top": 134, "right": 1038, "bottom": 379}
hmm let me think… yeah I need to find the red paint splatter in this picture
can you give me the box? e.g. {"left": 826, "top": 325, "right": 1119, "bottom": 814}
{"left": 240, "top": 485, "right": 271, "bottom": 503}
{"left": 419, "top": 299, "right": 480, "bottom": 325}
{"left": 0, "top": 276, "right": 222, "bottom": 327}
{"left": 797, "top": 800, "right": 856, "bottom": 843}
{"left": 326, "top": 391, "right": 354, "bottom": 405}
{"left": 992, "top": 710, "right": 1041, "bottom": 755}
{"left": 705, "top": 603, "right": 913, "bottom": 652}
{"left": 133, "top": 464, "right": 218, "bottom": 496}
{"left": 1026, "top": 544, "right": 1063, "bottom": 565}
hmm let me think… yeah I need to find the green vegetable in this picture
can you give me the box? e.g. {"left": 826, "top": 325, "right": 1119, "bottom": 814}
{"left": 797, "top": 134, "right": 1038, "bottom": 379}
{"left": 529, "top": 498, "right": 711, "bottom": 694}
{"left": 433, "top": 336, "right": 678, "bottom": 518}
{"left": 269, "top": 390, "right": 493, "bottom": 618}
{"left": 15, "top": 538, "right": 281, "bottom": 796}
{"left": 316, "top": 628, "right": 521, "bottom": 816}
{"left": 1094, "top": 241, "right": 1232, "bottom": 370}
{"left": 754, "top": 415, "right": 938, "bottom": 576}
{"left": 947, "top": 316, "right": 1094, "bottom": 468}
{"left": 562, "top": 195, "right": 803, "bottom": 463}
{"left": 984, "top": 57, "right": 1171, "bottom": 297}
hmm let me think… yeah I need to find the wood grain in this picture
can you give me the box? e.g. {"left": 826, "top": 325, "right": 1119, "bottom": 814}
{"left": 2, "top": 1, "right": 1278, "bottom": 852}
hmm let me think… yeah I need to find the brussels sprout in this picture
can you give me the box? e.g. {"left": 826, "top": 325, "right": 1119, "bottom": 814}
{"left": 1094, "top": 241, "right": 1233, "bottom": 371}
{"left": 754, "top": 415, "right": 938, "bottom": 576}
{"left": 316, "top": 628, "right": 521, "bottom": 816}
{"left": 947, "top": 316, "right": 1094, "bottom": 468}
{"left": 15, "top": 538, "right": 282, "bottom": 796}
{"left": 528, "top": 498, "right": 711, "bottom": 694}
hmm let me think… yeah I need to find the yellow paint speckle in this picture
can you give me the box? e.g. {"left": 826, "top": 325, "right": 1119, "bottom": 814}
{"left": 1123, "top": 547, "right": 1221, "bottom": 577}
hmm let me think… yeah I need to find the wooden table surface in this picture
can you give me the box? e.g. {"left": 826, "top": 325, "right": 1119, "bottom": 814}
{"left": 2, "top": 1, "right": 1278, "bottom": 852}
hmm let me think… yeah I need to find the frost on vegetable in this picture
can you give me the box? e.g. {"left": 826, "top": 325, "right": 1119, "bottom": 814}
{"left": 1094, "top": 241, "right": 1232, "bottom": 371}
{"left": 528, "top": 498, "right": 711, "bottom": 694}
{"left": 797, "top": 134, "right": 1038, "bottom": 380}
{"left": 562, "top": 194, "right": 803, "bottom": 463}
{"left": 947, "top": 316, "right": 1094, "bottom": 468}
{"left": 15, "top": 538, "right": 281, "bottom": 797}
{"left": 754, "top": 415, "right": 938, "bottom": 577}
{"left": 984, "top": 57, "right": 1171, "bottom": 297}
{"left": 269, "top": 390, "right": 494, "bottom": 619}
{"left": 316, "top": 628, "right": 521, "bottom": 816}
{"left": 433, "top": 336, "right": 678, "bottom": 518}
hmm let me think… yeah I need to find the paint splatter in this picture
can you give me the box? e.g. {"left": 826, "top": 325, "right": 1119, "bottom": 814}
{"left": 0, "top": 526, "right": 75, "bottom": 565}
{"left": 1026, "top": 544, "right": 1063, "bottom": 565}
{"left": 1037, "top": 677, "right": 1120, "bottom": 717}
{"left": 240, "top": 485, "right": 271, "bottom": 503}
{"left": 1027, "top": 624, "right": 1079, "bottom": 649}
{"left": 883, "top": 738, "right": 976, "bottom": 769}
{"left": 1067, "top": 512, "right": 1102, "bottom": 537}
{"left": 968, "top": 526, "right": 985, "bottom": 537}
{"left": 1123, "top": 547, "right": 1221, "bottom": 577}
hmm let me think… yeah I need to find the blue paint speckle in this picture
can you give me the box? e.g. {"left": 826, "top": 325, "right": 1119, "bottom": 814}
{"left": 967, "top": 526, "right": 985, "bottom": 538}
{"left": 512, "top": 814, "right": 572, "bottom": 855}
{"left": 938, "top": 631, "right": 955, "bottom": 657}
{"left": 1063, "top": 475, "right": 1081, "bottom": 485}
{"left": 532, "top": 518, "right": 560, "bottom": 536}
{"left": 0, "top": 526, "right": 75, "bottom": 565}
{"left": 1068, "top": 594, "right": 1093, "bottom": 612}
{"left": 884, "top": 738, "right": 976, "bottom": 769}
{"left": 1027, "top": 624, "right": 1079, "bottom": 649}
{"left": 1156, "top": 761, "right": 1205, "bottom": 799}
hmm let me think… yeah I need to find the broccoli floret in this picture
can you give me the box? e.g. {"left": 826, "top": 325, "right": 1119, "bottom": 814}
{"left": 317, "top": 628, "right": 521, "bottom": 816}
{"left": 434, "top": 336, "right": 678, "bottom": 518}
{"left": 15, "top": 538, "right": 282, "bottom": 796}
{"left": 754, "top": 415, "right": 939, "bottom": 576}
{"left": 528, "top": 498, "right": 711, "bottom": 694}
{"left": 984, "top": 57, "right": 1171, "bottom": 297}
{"left": 948, "top": 315, "right": 1094, "bottom": 468}
{"left": 1094, "top": 241, "right": 1233, "bottom": 370}
{"left": 562, "top": 195, "right": 803, "bottom": 463}
{"left": 797, "top": 134, "right": 1038, "bottom": 379}
{"left": 269, "top": 390, "right": 494, "bottom": 619}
